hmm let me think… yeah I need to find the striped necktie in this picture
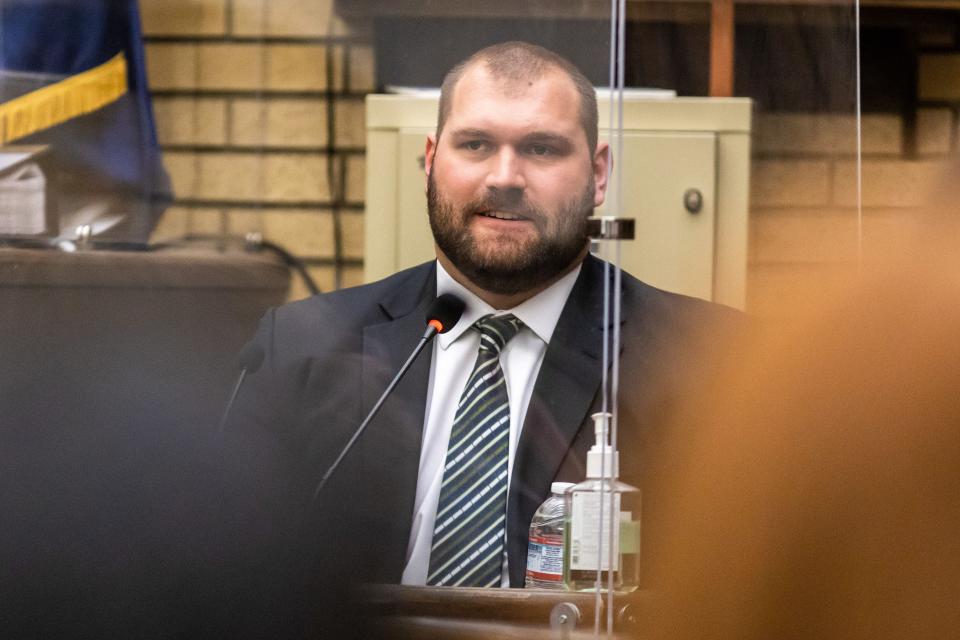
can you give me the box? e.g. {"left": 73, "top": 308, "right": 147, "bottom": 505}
{"left": 426, "top": 314, "right": 523, "bottom": 587}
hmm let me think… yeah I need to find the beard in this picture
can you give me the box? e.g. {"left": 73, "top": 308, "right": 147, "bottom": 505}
{"left": 427, "top": 174, "right": 594, "bottom": 296}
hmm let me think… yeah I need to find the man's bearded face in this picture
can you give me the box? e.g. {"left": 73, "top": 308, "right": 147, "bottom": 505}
{"left": 427, "top": 170, "right": 594, "bottom": 295}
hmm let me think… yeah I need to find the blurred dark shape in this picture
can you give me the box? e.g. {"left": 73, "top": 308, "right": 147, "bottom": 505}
{"left": 0, "top": 249, "right": 289, "bottom": 637}
{"left": 641, "top": 170, "right": 960, "bottom": 640}
{"left": 0, "top": 0, "right": 171, "bottom": 244}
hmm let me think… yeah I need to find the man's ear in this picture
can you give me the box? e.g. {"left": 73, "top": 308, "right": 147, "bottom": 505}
{"left": 424, "top": 133, "right": 438, "bottom": 191}
{"left": 592, "top": 142, "right": 611, "bottom": 207}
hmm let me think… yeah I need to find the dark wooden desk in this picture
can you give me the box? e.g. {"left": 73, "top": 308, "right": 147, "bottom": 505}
{"left": 0, "top": 246, "right": 289, "bottom": 429}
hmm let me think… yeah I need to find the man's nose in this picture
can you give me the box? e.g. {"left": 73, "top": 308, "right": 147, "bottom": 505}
{"left": 484, "top": 148, "right": 526, "bottom": 192}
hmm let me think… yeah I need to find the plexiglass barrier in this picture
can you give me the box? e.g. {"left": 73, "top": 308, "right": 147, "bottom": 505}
{"left": 21, "top": 2, "right": 959, "bottom": 639}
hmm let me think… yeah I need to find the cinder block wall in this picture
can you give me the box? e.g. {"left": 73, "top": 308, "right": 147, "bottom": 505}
{"left": 141, "top": 2, "right": 956, "bottom": 314}
{"left": 747, "top": 37, "right": 959, "bottom": 317}
{"left": 749, "top": 106, "right": 954, "bottom": 316}
{"left": 142, "top": 0, "right": 373, "bottom": 299}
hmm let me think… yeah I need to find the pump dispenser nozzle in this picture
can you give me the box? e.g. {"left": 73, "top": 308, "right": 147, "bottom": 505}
{"left": 586, "top": 412, "right": 619, "bottom": 479}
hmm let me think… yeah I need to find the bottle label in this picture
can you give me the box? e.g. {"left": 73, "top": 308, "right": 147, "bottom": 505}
{"left": 526, "top": 534, "right": 564, "bottom": 581}
{"left": 569, "top": 492, "right": 621, "bottom": 571}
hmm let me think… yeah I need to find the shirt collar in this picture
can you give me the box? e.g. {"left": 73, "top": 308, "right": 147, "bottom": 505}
{"left": 435, "top": 260, "right": 582, "bottom": 349}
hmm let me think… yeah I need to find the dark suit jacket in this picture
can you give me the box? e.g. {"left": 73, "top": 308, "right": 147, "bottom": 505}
{"left": 226, "top": 254, "right": 733, "bottom": 591}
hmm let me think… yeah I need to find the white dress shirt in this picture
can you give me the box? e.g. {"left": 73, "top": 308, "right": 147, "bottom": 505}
{"left": 400, "top": 260, "right": 582, "bottom": 586}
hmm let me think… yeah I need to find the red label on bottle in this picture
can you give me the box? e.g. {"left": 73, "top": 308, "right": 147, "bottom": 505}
{"left": 526, "top": 533, "right": 564, "bottom": 582}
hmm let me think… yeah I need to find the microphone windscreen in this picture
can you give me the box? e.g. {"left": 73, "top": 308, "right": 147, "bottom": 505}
{"left": 426, "top": 293, "right": 466, "bottom": 334}
{"left": 237, "top": 341, "right": 266, "bottom": 374}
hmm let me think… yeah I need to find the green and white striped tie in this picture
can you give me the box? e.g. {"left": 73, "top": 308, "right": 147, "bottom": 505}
{"left": 426, "top": 314, "right": 523, "bottom": 587}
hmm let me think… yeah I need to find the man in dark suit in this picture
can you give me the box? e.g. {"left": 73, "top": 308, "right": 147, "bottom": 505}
{"left": 224, "top": 42, "right": 730, "bottom": 623}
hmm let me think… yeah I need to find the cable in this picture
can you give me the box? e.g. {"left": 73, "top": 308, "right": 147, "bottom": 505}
{"left": 148, "top": 232, "right": 321, "bottom": 296}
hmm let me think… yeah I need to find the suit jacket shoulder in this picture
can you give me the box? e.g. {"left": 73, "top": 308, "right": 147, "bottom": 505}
{"left": 228, "top": 261, "right": 436, "bottom": 469}
{"left": 263, "top": 261, "right": 437, "bottom": 362}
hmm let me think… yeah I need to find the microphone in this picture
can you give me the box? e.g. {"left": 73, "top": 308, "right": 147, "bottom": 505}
{"left": 313, "top": 293, "right": 465, "bottom": 499}
{"left": 422, "top": 292, "right": 466, "bottom": 339}
{"left": 218, "top": 341, "right": 266, "bottom": 433}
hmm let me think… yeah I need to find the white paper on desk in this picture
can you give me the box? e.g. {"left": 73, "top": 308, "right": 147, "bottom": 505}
{"left": 0, "top": 161, "right": 46, "bottom": 235}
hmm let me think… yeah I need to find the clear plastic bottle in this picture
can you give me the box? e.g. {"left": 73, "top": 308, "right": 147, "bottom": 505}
{"left": 563, "top": 412, "right": 640, "bottom": 592}
{"left": 525, "top": 481, "right": 575, "bottom": 589}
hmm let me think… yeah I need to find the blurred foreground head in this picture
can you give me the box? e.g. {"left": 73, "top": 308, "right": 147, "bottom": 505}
{"left": 643, "top": 163, "right": 960, "bottom": 640}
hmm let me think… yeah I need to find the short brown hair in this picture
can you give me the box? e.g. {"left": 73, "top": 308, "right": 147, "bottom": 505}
{"left": 436, "top": 41, "right": 599, "bottom": 153}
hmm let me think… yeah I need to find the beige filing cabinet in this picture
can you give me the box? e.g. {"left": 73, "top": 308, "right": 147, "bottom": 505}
{"left": 364, "top": 94, "right": 751, "bottom": 309}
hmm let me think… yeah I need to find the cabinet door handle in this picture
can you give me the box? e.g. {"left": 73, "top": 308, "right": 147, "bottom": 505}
{"left": 683, "top": 188, "right": 703, "bottom": 214}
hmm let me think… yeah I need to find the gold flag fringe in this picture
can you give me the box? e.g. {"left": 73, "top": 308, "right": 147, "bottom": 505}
{"left": 0, "top": 52, "right": 128, "bottom": 144}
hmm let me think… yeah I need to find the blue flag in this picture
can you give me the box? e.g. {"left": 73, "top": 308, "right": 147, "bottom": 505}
{"left": 0, "top": 0, "right": 171, "bottom": 245}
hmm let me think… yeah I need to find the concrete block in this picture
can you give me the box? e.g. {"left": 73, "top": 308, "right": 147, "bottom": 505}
{"left": 231, "top": 98, "right": 328, "bottom": 147}
{"left": 341, "top": 266, "right": 364, "bottom": 288}
{"left": 225, "top": 209, "right": 261, "bottom": 236}
{"left": 162, "top": 152, "right": 200, "bottom": 198}
{"left": 334, "top": 99, "right": 366, "bottom": 148}
{"left": 188, "top": 208, "right": 227, "bottom": 235}
{"left": 153, "top": 97, "right": 228, "bottom": 145}
{"left": 198, "top": 44, "right": 264, "bottom": 90}
{"left": 196, "top": 154, "right": 265, "bottom": 201}
{"left": 344, "top": 154, "right": 365, "bottom": 203}
{"left": 141, "top": 0, "right": 225, "bottom": 36}
{"left": 917, "top": 108, "right": 953, "bottom": 155}
{"left": 229, "top": 209, "right": 334, "bottom": 257}
{"left": 753, "top": 112, "right": 901, "bottom": 155}
{"left": 751, "top": 159, "right": 831, "bottom": 208}
{"left": 264, "top": 154, "right": 333, "bottom": 202}
{"left": 340, "top": 212, "right": 364, "bottom": 259}
{"left": 834, "top": 160, "right": 946, "bottom": 207}
{"left": 288, "top": 264, "right": 363, "bottom": 300}
{"left": 145, "top": 44, "right": 198, "bottom": 90}
{"left": 232, "top": 0, "right": 332, "bottom": 37}
{"left": 754, "top": 113, "right": 841, "bottom": 155}
{"left": 167, "top": 152, "right": 332, "bottom": 203}
{"left": 265, "top": 0, "right": 333, "bottom": 37}
{"left": 288, "top": 265, "right": 333, "bottom": 300}
{"left": 331, "top": 45, "right": 345, "bottom": 92}
{"left": 267, "top": 45, "right": 328, "bottom": 91}
{"left": 230, "top": 0, "right": 264, "bottom": 35}
{"left": 861, "top": 114, "right": 904, "bottom": 154}
{"left": 349, "top": 45, "right": 376, "bottom": 92}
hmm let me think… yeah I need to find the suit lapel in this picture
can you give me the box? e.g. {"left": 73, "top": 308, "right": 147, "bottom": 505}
{"left": 355, "top": 265, "right": 437, "bottom": 582}
{"left": 506, "top": 256, "right": 612, "bottom": 585}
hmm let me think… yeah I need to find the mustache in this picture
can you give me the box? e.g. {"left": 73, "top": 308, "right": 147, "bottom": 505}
{"left": 466, "top": 192, "right": 544, "bottom": 222}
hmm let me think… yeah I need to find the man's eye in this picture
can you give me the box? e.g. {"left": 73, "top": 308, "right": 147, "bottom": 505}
{"left": 464, "top": 140, "right": 486, "bottom": 151}
{"left": 528, "top": 144, "right": 552, "bottom": 156}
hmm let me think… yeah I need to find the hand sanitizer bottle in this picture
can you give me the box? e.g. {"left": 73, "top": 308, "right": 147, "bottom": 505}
{"left": 563, "top": 412, "right": 640, "bottom": 592}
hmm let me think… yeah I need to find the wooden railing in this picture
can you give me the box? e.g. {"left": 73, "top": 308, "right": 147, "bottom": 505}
{"left": 358, "top": 584, "right": 650, "bottom": 639}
